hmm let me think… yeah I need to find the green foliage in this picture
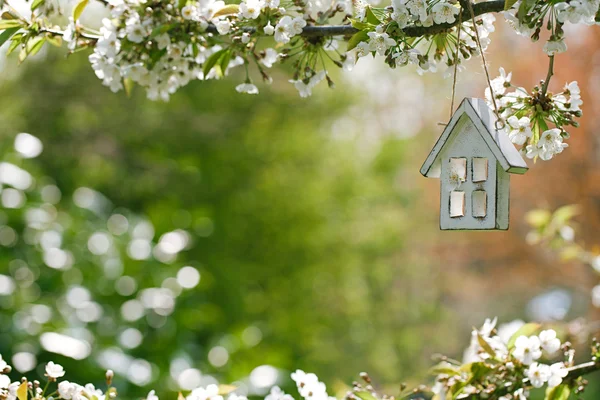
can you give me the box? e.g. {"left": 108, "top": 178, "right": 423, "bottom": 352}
{"left": 0, "top": 52, "right": 447, "bottom": 399}
{"left": 545, "top": 384, "right": 570, "bottom": 400}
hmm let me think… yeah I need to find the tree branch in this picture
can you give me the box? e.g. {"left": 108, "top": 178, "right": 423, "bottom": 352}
{"left": 464, "top": 360, "right": 600, "bottom": 399}
{"left": 565, "top": 360, "right": 600, "bottom": 380}
{"left": 300, "top": 0, "right": 505, "bottom": 37}
{"left": 204, "top": 0, "right": 505, "bottom": 38}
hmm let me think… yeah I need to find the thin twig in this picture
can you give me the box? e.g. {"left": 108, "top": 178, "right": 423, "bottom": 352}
{"left": 449, "top": 9, "right": 462, "bottom": 119}
{"left": 541, "top": 55, "right": 555, "bottom": 97}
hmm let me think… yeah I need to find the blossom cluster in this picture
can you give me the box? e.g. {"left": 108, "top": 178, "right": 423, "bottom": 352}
{"left": 0, "top": 0, "right": 598, "bottom": 106}
{"left": 432, "top": 318, "right": 573, "bottom": 399}
{"left": 0, "top": 357, "right": 337, "bottom": 400}
{"left": 54, "top": 0, "right": 352, "bottom": 100}
{"left": 485, "top": 68, "right": 582, "bottom": 161}
{"left": 0, "top": 358, "right": 112, "bottom": 400}
{"left": 504, "top": 0, "right": 600, "bottom": 56}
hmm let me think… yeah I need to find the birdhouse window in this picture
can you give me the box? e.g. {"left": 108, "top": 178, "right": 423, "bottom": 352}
{"left": 450, "top": 191, "right": 465, "bottom": 218}
{"left": 472, "top": 190, "right": 487, "bottom": 217}
{"left": 449, "top": 157, "right": 467, "bottom": 184}
{"left": 472, "top": 157, "right": 488, "bottom": 182}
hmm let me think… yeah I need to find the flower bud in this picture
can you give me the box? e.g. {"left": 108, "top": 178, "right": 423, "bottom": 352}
{"left": 106, "top": 369, "right": 114, "bottom": 385}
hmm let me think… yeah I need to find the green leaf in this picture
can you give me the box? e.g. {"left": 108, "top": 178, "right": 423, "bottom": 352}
{"left": 430, "top": 362, "right": 461, "bottom": 376}
{"left": 477, "top": 334, "right": 496, "bottom": 358}
{"left": 31, "top": 0, "right": 45, "bottom": 11}
{"left": 545, "top": 384, "right": 570, "bottom": 400}
{"left": 467, "top": 362, "right": 492, "bottom": 382}
{"left": 46, "top": 35, "right": 62, "bottom": 47}
{"left": 507, "top": 323, "right": 540, "bottom": 349}
{"left": 213, "top": 4, "right": 239, "bottom": 17}
{"left": 1, "top": 11, "right": 18, "bottom": 19}
{"left": 150, "top": 23, "right": 177, "bottom": 38}
{"left": 0, "top": 27, "right": 19, "bottom": 47}
{"left": 26, "top": 36, "right": 46, "bottom": 56}
{"left": 217, "top": 49, "right": 232, "bottom": 77}
{"left": 365, "top": 7, "right": 381, "bottom": 25}
{"left": 349, "top": 19, "right": 372, "bottom": 30}
{"left": 18, "top": 46, "right": 27, "bottom": 63}
{"left": 123, "top": 78, "right": 135, "bottom": 97}
{"left": 0, "top": 20, "right": 23, "bottom": 29}
{"left": 6, "top": 37, "right": 20, "bottom": 55}
{"left": 504, "top": 0, "right": 518, "bottom": 10}
{"left": 202, "top": 48, "right": 227, "bottom": 78}
{"left": 72, "top": 0, "right": 89, "bottom": 20}
{"left": 354, "top": 390, "right": 378, "bottom": 400}
{"left": 552, "top": 205, "right": 579, "bottom": 225}
{"left": 517, "top": 0, "right": 535, "bottom": 24}
{"left": 346, "top": 30, "right": 369, "bottom": 51}
{"left": 526, "top": 210, "right": 551, "bottom": 228}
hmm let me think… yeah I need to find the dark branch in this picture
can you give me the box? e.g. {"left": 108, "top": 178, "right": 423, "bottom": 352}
{"left": 205, "top": 0, "right": 505, "bottom": 38}
{"left": 464, "top": 360, "right": 600, "bottom": 399}
{"left": 300, "top": 0, "right": 505, "bottom": 37}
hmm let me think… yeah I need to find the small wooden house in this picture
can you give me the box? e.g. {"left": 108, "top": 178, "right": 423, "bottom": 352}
{"left": 420, "top": 98, "right": 528, "bottom": 230}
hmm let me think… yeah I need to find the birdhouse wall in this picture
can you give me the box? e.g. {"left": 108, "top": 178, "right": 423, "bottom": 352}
{"left": 495, "top": 164, "right": 510, "bottom": 230}
{"left": 440, "top": 114, "right": 497, "bottom": 230}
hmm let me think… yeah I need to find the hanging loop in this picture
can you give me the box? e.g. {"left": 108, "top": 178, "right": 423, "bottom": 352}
{"left": 495, "top": 118, "right": 505, "bottom": 131}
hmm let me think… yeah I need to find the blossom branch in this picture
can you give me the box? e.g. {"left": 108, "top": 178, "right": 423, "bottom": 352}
{"left": 208, "top": 0, "right": 507, "bottom": 38}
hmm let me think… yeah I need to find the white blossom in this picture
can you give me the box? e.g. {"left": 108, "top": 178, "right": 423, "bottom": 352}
{"left": 215, "top": 19, "right": 232, "bottom": 35}
{"left": 543, "top": 39, "right": 568, "bottom": 55}
{"left": 526, "top": 362, "right": 551, "bottom": 388}
{"left": 539, "top": 329, "right": 561, "bottom": 354}
{"left": 240, "top": 0, "right": 264, "bottom": 19}
{"left": 182, "top": 4, "right": 199, "bottom": 19}
{"left": 187, "top": 384, "right": 224, "bottom": 400}
{"left": 45, "top": 361, "right": 66, "bottom": 379}
{"left": 513, "top": 335, "right": 542, "bottom": 365}
{"left": 548, "top": 362, "right": 568, "bottom": 388}
{"left": 236, "top": 83, "right": 259, "bottom": 94}
{"left": 260, "top": 48, "right": 279, "bottom": 68}
{"left": 274, "top": 16, "right": 293, "bottom": 43}
{"left": 506, "top": 116, "right": 531, "bottom": 145}
{"left": 264, "top": 21, "right": 275, "bottom": 35}
{"left": 431, "top": 2, "right": 458, "bottom": 24}
{"left": 367, "top": 26, "right": 396, "bottom": 56}
{"left": 58, "top": 381, "right": 78, "bottom": 400}
{"left": 0, "top": 375, "right": 10, "bottom": 390}
{"left": 290, "top": 71, "right": 326, "bottom": 98}
{"left": 266, "top": 387, "right": 294, "bottom": 400}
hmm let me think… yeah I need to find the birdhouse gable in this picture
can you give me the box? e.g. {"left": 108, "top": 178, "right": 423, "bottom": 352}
{"left": 420, "top": 98, "right": 529, "bottom": 178}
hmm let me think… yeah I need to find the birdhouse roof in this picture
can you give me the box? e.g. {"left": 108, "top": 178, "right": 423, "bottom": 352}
{"left": 420, "top": 98, "right": 529, "bottom": 178}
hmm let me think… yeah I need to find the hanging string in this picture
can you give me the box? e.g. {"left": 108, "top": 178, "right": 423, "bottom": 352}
{"left": 465, "top": 0, "right": 505, "bottom": 130}
{"left": 449, "top": 11, "right": 462, "bottom": 119}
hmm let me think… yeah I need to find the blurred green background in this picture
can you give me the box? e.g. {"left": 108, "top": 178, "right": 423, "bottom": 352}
{"left": 0, "top": 49, "right": 454, "bottom": 398}
{"left": 2, "top": 20, "right": 600, "bottom": 400}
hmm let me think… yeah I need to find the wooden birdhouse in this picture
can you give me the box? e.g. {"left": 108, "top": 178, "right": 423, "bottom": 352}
{"left": 420, "top": 98, "right": 529, "bottom": 230}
